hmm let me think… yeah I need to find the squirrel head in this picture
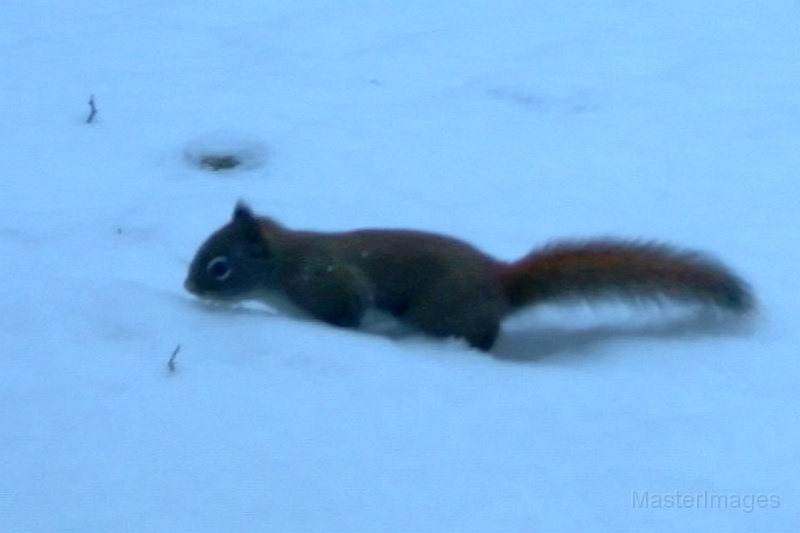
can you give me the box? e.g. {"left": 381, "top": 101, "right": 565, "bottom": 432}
{"left": 184, "top": 202, "right": 275, "bottom": 300}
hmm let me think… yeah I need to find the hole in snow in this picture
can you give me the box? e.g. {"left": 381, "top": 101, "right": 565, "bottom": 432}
{"left": 183, "top": 130, "right": 267, "bottom": 173}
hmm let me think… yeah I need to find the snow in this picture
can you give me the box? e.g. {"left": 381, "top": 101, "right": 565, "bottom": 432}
{"left": 1, "top": 0, "right": 798, "bottom": 531}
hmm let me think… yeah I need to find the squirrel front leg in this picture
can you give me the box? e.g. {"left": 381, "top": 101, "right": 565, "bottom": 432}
{"left": 281, "top": 257, "right": 370, "bottom": 328}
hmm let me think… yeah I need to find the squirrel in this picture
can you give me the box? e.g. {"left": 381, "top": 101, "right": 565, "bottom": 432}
{"left": 184, "top": 202, "right": 754, "bottom": 351}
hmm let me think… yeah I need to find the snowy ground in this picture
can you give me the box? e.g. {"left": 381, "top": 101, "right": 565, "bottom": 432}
{"left": 2, "top": 1, "right": 799, "bottom": 531}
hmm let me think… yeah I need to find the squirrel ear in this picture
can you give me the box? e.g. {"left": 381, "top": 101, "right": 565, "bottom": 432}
{"left": 233, "top": 201, "right": 253, "bottom": 221}
{"left": 231, "top": 201, "right": 268, "bottom": 256}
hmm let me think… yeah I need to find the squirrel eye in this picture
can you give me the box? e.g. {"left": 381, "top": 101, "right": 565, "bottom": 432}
{"left": 207, "top": 256, "right": 232, "bottom": 280}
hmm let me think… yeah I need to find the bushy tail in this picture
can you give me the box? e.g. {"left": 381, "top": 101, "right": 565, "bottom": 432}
{"left": 498, "top": 240, "right": 754, "bottom": 312}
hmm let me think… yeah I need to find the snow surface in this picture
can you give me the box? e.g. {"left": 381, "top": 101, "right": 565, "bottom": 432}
{"left": 2, "top": 1, "right": 798, "bottom": 531}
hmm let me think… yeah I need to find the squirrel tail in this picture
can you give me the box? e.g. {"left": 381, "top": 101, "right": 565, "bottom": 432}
{"left": 497, "top": 240, "right": 754, "bottom": 312}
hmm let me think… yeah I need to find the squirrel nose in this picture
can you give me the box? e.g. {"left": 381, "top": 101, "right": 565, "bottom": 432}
{"left": 184, "top": 278, "right": 197, "bottom": 293}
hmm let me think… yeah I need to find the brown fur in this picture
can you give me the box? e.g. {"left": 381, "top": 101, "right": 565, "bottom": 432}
{"left": 185, "top": 203, "right": 754, "bottom": 350}
{"left": 499, "top": 241, "right": 752, "bottom": 310}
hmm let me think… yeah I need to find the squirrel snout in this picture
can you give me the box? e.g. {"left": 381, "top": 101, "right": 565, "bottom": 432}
{"left": 184, "top": 277, "right": 198, "bottom": 294}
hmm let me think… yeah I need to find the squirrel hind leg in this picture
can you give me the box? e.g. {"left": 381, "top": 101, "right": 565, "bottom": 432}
{"left": 401, "top": 291, "right": 504, "bottom": 351}
{"left": 406, "top": 307, "right": 501, "bottom": 351}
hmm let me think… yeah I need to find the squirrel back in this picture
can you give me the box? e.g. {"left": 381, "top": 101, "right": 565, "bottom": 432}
{"left": 185, "top": 203, "right": 754, "bottom": 350}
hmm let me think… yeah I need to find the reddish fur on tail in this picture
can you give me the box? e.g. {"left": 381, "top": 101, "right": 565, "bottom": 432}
{"left": 498, "top": 240, "right": 754, "bottom": 312}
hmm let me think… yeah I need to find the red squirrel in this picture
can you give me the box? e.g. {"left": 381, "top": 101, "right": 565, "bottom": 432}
{"left": 184, "top": 202, "right": 754, "bottom": 351}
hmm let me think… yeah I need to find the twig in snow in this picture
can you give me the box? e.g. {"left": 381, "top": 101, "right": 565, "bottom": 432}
{"left": 86, "top": 94, "right": 98, "bottom": 124}
{"left": 167, "top": 344, "right": 181, "bottom": 374}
